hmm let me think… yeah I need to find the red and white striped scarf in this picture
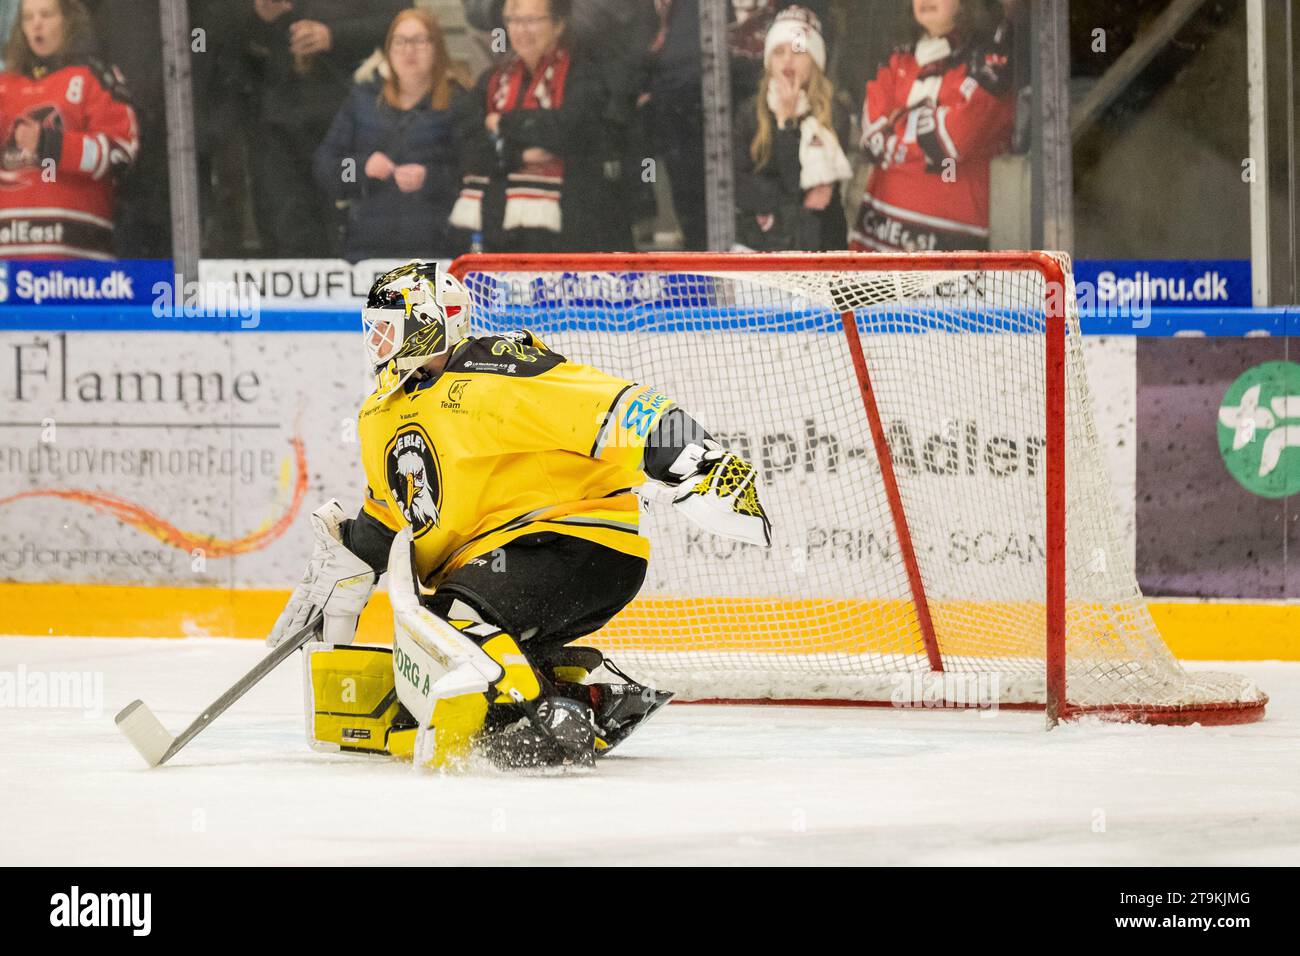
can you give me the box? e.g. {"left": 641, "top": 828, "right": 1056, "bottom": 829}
{"left": 450, "top": 49, "right": 570, "bottom": 235}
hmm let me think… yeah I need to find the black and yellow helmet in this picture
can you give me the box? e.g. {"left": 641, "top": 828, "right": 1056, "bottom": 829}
{"left": 362, "top": 261, "right": 472, "bottom": 387}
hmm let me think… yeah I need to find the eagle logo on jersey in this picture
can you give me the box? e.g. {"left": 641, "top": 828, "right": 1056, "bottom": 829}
{"left": 384, "top": 425, "right": 442, "bottom": 536}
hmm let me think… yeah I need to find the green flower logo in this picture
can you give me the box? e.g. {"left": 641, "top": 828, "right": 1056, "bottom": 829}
{"left": 1217, "top": 361, "right": 1300, "bottom": 498}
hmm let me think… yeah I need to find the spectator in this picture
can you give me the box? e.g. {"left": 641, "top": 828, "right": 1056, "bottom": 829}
{"left": 462, "top": 0, "right": 659, "bottom": 251}
{"left": 641, "top": 0, "right": 827, "bottom": 251}
{"left": 728, "top": 0, "right": 830, "bottom": 100}
{"left": 449, "top": 0, "right": 603, "bottom": 254}
{"left": 242, "top": 0, "right": 407, "bottom": 257}
{"left": 313, "top": 8, "right": 465, "bottom": 262}
{"left": 0, "top": 0, "right": 138, "bottom": 259}
{"left": 734, "top": 5, "right": 849, "bottom": 251}
{"left": 849, "top": 0, "right": 1014, "bottom": 252}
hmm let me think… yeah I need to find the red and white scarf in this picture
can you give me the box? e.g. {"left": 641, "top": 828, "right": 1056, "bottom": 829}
{"left": 450, "top": 49, "right": 570, "bottom": 235}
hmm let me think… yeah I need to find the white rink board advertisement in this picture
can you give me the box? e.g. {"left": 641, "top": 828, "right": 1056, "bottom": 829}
{"left": 0, "top": 331, "right": 372, "bottom": 588}
{"left": 196, "top": 259, "right": 418, "bottom": 308}
{"left": 0, "top": 328, "right": 1135, "bottom": 598}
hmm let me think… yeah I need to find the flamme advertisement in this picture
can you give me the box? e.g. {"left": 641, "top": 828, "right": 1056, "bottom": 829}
{"left": 0, "top": 330, "right": 368, "bottom": 589}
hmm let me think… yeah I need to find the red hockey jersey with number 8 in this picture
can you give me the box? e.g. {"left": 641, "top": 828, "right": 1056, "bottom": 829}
{"left": 851, "top": 31, "right": 1015, "bottom": 253}
{"left": 0, "top": 57, "right": 139, "bottom": 259}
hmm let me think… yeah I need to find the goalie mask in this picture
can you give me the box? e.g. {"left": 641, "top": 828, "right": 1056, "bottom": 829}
{"left": 363, "top": 261, "right": 471, "bottom": 393}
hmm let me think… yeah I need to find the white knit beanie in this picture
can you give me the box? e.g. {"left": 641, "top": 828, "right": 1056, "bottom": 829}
{"left": 763, "top": 6, "right": 827, "bottom": 72}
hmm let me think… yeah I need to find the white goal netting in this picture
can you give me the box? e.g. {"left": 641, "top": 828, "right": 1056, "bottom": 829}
{"left": 457, "top": 254, "right": 1264, "bottom": 723}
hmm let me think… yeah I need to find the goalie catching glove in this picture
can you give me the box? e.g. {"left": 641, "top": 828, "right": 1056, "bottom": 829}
{"left": 268, "top": 500, "right": 377, "bottom": 647}
{"left": 656, "top": 437, "right": 772, "bottom": 548}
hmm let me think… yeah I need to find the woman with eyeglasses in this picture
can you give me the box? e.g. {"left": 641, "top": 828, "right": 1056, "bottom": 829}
{"left": 313, "top": 8, "right": 467, "bottom": 262}
{"left": 448, "top": 0, "right": 604, "bottom": 253}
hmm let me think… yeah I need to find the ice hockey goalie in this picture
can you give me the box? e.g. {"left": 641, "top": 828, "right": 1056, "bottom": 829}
{"left": 268, "top": 261, "right": 773, "bottom": 768}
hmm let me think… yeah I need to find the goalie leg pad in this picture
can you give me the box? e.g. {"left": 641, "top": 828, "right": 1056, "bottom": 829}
{"left": 304, "top": 644, "right": 414, "bottom": 755}
{"left": 414, "top": 692, "right": 491, "bottom": 769}
{"left": 411, "top": 626, "right": 546, "bottom": 769}
{"left": 406, "top": 614, "right": 549, "bottom": 769}
{"left": 391, "top": 618, "right": 494, "bottom": 769}
{"left": 388, "top": 594, "right": 552, "bottom": 769}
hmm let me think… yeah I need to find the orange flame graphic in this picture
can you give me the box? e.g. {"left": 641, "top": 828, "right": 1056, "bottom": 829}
{"left": 0, "top": 437, "right": 309, "bottom": 559}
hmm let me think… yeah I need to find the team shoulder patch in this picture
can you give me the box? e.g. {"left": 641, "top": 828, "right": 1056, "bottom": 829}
{"left": 444, "top": 331, "right": 565, "bottom": 378}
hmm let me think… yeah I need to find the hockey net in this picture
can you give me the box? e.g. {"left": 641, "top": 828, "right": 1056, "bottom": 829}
{"left": 449, "top": 252, "right": 1265, "bottom": 725}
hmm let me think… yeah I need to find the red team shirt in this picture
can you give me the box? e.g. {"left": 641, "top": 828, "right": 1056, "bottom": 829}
{"left": 0, "top": 58, "right": 139, "bottom": 259}
{"left": 851, "top": 37, "right": 1015, "bottom": 253}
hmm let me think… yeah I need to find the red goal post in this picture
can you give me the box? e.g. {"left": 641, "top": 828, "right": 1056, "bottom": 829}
{"left": 448, "top": 252, "right": 1266, "bottom": 727}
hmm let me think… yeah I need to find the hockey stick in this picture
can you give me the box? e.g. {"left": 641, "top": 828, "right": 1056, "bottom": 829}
{"left": 114, "top": 613, "right": 322, "bottom": 768}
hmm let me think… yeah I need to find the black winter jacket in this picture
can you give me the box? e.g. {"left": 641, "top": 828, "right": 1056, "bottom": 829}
{"left": 733, "top": 94, "right": 849, "bottom": 252}
{"left": 452, "top": 53, "right": 606, "bottom": 253}
{"left": 314, "top": 82, "right": 465, "bottom": 261}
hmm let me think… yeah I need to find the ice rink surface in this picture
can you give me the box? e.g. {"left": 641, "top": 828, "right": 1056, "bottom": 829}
{"left": 1, "top": 636, "right": 1296, "bottom": 866}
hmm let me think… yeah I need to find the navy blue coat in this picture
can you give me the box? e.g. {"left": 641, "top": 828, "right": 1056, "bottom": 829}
{"left": 314, "top": 81, "right": 465, "bottom": 261}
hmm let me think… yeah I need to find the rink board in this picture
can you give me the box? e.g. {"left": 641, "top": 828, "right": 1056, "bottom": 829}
{"left": 0, "top": 581, "right": 1294, "bottom": 662}
{"left": 0, "top": 310, "right": 1296, "bottom": 660}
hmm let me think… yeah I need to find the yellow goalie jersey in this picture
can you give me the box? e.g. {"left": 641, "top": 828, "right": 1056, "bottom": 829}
{"left": 356, "top": 330, "right": 673, "bottom": 586}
